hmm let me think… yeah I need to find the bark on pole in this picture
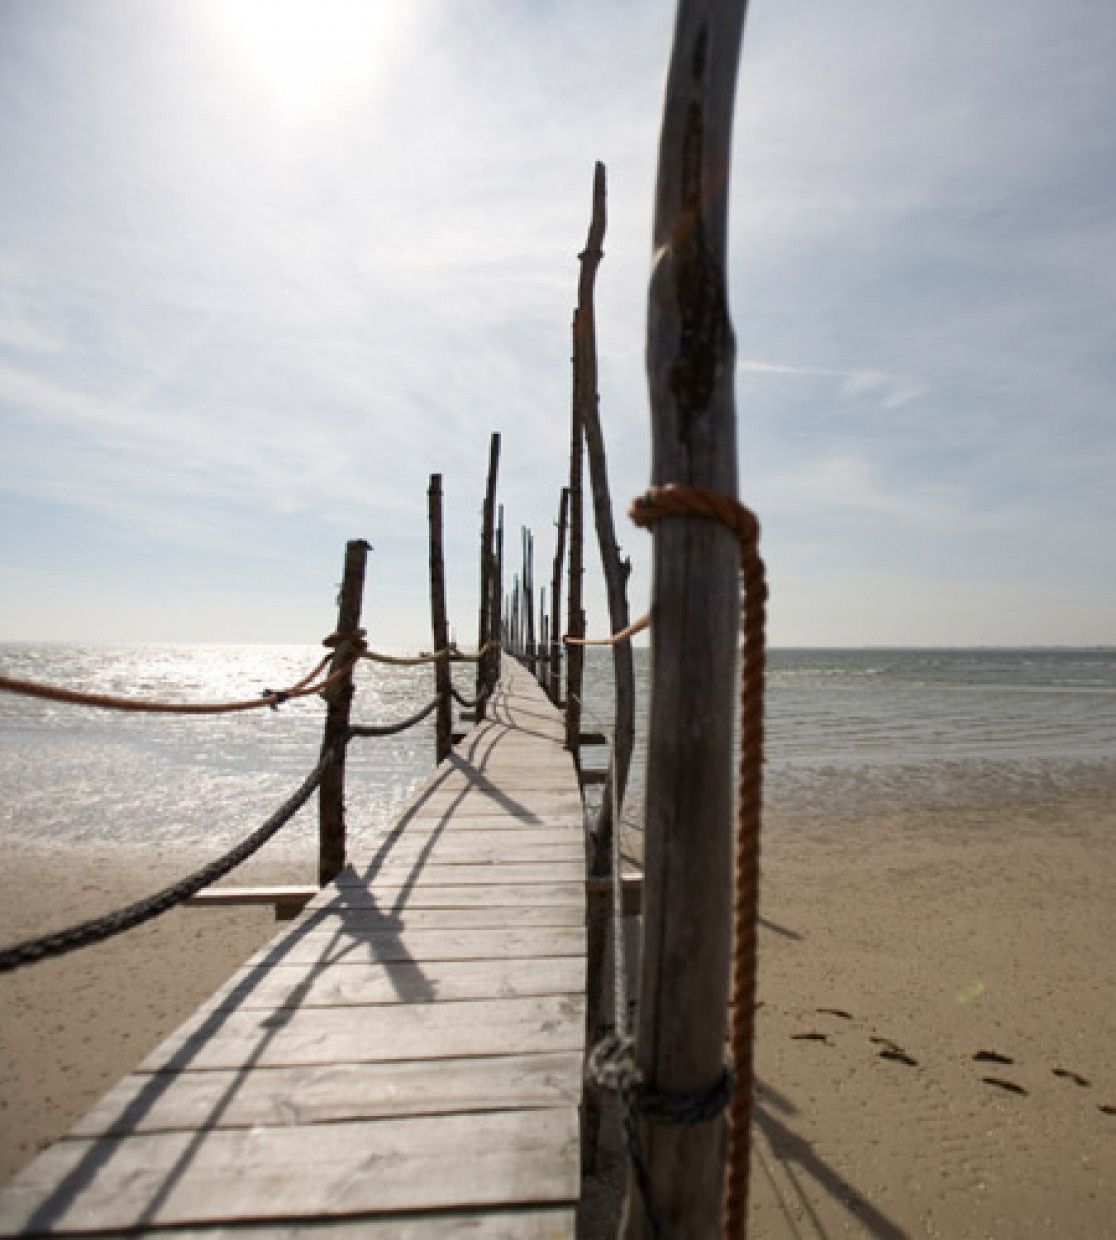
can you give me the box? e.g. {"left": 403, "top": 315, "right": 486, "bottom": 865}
{"left": 576, "top": 162, "right": 636, "bottom": 867}
{"left": 549, "top": 487, "right": 570, "bottom": 705}
{"left": 565, "top": 312, "right": 586, "bottom": 764}
{"left": 622, "top": 1, "right": 749, "bottom": 1236}
{"left": 318, "top": 538, "right": 369, "bottom": 886}
{"left": 428, "top": 474, "right": 452, "bottom": 765}
{"left": 476, "top": 433, "right": 501, "bottom": 713}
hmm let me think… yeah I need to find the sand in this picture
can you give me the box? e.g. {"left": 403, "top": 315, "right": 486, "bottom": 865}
{"left": 2, "top": 795, "right": 1114, "bottom": 1237}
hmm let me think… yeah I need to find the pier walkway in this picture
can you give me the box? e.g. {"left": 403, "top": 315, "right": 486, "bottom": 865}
{"left": 0, "top": 659, "right": 587, "bottom": 1237}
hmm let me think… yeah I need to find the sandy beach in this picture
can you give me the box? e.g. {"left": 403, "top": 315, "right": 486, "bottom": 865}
{"left": 2, "top": 794, "right": 1114, "bottom": 1236}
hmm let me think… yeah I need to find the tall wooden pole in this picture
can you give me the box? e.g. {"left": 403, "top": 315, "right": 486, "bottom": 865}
{"left": 524, "top": 528, "right": 536, "bottom": 674}
{"left": 318, "top": 538, "right": 369, "bottom": 886}
{"left": 623, "top": 1, "right": 750, "bottom": 1236}
{"left": 476, "top": 433, "right": 501, "bottom": 713}
{"left": 576, "top": 161, "right": 636, "bottom": 866}
{"left": 549, "top": 487, "right": 569, "bottom": 705}
{"left": 428, "top": 474, "right": 452, "bottom": 765}
{"left": 565, "top": 311, "right": 586, "bottom": 764}
{"left": 494, "top": 503, "right": 504, "bottom": 683}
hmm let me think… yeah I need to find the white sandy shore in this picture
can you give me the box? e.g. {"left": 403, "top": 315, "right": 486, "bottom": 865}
{"left": 2, "top": 795, "right": 1114, "bottom": 1237}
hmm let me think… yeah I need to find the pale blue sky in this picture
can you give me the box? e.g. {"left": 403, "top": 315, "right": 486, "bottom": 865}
{"left": 1, "top": 0, "right": 1113, "bottom": 646}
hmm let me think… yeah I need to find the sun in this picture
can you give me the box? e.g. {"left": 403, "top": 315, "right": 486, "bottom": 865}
{"left": 204, "top": 0, "right": 405, "bottom": 123}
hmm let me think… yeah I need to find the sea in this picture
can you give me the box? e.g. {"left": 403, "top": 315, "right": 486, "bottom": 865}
{"left": 1, "top": 645, "right": 1113, "bottom": 860}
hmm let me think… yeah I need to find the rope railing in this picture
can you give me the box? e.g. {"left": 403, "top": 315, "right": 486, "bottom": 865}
{"left": 0, "top": 746, "right": 337, "bottom": 975}
{"left": 563, "top": 614, "right": 650, "bottom": 647}
{"left": 347, "top": 697, "right": 441, "bottom": 739}
{"left": 360, "top": 638, "right": 501, "bottom": 667}
{"left": 0, "top": 652, "right": 350, "bottom": 716}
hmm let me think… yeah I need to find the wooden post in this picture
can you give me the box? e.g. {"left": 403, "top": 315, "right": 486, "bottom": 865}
{"left": 574, "top": 160, "right": 639, "bottom": 1172}
{"left": 565, "top": 311, "right": 586, "bottom": 764}
{"left": 428, "top": 474, "right": 452, "bottom": 765}
{"left": 494, "top": 503, "right": 504, "bottom": 684}
{"left": 622, "top": 2, "right": 750, "bottom": 1236}
{"left": 523, "top": 528, "right": 536, "bottom": 675}
{"left": 549, "top": 487, "right": 569, "bottom": 705}
{"left": 318, "top": 538, "right": 369, "bottom": 887}
{"left": 577, "top": 161, "right": 636, "bottom": 864}
{"left": 538, "top": 587, "right": 548, "bottom": 688}
{"left": 476, "top": 433, "right": 501, "bottom": 714}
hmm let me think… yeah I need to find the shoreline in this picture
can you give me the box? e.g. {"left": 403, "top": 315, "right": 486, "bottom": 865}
{"left": 2, "top": 793, "right": 1114, "bottom": 1235}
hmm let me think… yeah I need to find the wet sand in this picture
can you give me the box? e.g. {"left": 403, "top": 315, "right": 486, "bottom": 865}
{"left": 2, "top": 796, "right": 1114, "bottom": 1237}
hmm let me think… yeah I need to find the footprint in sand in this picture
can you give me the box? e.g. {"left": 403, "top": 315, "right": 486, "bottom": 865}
{"left": 1051, "top": 1067, "right": 1090, "bottom": 1087}
{"left": 790, "top": 1031, "right": 831, "bottom": 1045}
{"left": 869, "top": 1035, "right": 918, "bottom": 1066}
{"left": 1098, "top": 1104, "right": 1115, "bottom": 1116}
{"left": 972, "top": 1049, "right": 1014, "bottom": 1066}
{"left": 982, "top": 1076, "right": 1028, "bottom": 1097}
{"left": 815, "top": 1006, "right": 853, "bottom": 1020}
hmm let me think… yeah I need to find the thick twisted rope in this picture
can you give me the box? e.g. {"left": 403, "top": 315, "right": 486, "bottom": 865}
{"left": 360, "top": 639, "right": 501, "bottom": 668}
{"left": 563, "top": 614, "right": 650, "bottom": 647}
{"left": 347, "top": 697, "right": 441, "bottom": 739}
{"left": 0, "top": 747, "right": 336, "bottom": 975}
{"left": 0, "top": 652, "right": 354, "bottom": 716}
{"left": 629, "top": 482, "right": 766, "bottom": 1239}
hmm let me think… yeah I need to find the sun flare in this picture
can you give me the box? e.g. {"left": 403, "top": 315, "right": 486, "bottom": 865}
{"left": 205, "top": 0, "right": 404, "bottom": 122}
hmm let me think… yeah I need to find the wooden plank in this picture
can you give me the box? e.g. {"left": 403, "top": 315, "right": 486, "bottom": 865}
{"left": 295, "top": 905, "right": 585, "bottom": 932}
{"left": 243, "top": 926, "right": 586, "bottom": 969}
{"left": 201, "top": 957, "right": 585, "bottom": 1010}
{"left": 72, "top": 1052, "right": 584, "bottom": 1137}
{"left": 150, "top": 1207, "right": 574, "bottom": 1238}
{"left": 381, "top": 814, "right": 584, "bottom": 832}
{"left": 0, "top": 1110, "right": 579, "bottom": 1232}
{"left": 142, "top": 995, "right": 586, "bottom": 1072}
{"left": 330, "top": 862, "right": 585, "bottom": 887}
{"left": 358, "top": 837, "right": 584, "bottom": 863}
{"left": 304, "top": 884, "right": 585, "bottom": 912}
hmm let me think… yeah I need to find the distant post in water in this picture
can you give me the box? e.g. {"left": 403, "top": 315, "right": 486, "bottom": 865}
{"left": 476, "top": 432, "right": 501, "bottom": 713}
{"left": 318, "top": 538, "right": 369, "bottom": 886}
{"left": 428, "top": 474, "right": 453, "bottom": 764}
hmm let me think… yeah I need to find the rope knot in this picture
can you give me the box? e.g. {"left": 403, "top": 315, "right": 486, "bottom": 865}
{"left": 629, "top": 483, "right": 760, "bottom": 551}
{"left": 262, "top": 689, "right": 289, "bottom": 711}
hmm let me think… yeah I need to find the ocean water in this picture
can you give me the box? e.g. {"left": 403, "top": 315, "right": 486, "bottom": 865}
{"left": 1, "top": 645, "right": 1113, "bottom": 859}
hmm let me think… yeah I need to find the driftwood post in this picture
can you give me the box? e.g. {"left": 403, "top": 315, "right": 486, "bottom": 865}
{"left": 318, "top": 538, "right": 369, "bottom": 886}
{"left": 476, "top": 433, "right": 501, "bottom": 713}
{"left": 573, "top": 160, "right": 639, "bottom": 1168}
{"left": 494, "top": 503, "right": 504, "bottom": 682}
{"left": 623, "top": 1, "right": 750, "bottom": 1236}
{"left": 524, "top": 529, "right": 536, "bottom": 675}
{"left": 428, "top": 474, "right": 453, "bottom": 765}
{"left": 549, "top": 487, "right": 570, "bottom": 704}
{"left": 565, "top": 312, "right": 586, "bottom": 763}
{"left": 577, "top": 161, "right": 636, "bottom": 859}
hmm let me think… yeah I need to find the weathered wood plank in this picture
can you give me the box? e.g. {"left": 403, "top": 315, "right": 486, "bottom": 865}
{"left": 295, "top": 905, "right": 585, "bottom": 932}
{"left": 304, "top": 884, "right": 585, "bottom": 912}
{"left": 0, "top": 1110, "right": 579, "bottom": 1232}
{"left": 149, "top": 1207, "right": 574, "bottom": 1239}
{"left": 330, "top": 862, "right": 585, "bottom": 887}
{"left": 201, "top": 956, "right": 585, "bottom": 1010}
{"left": 72, "top": 1053, "right": 583, "bottom": 1138}
{"left": 142, "top": 995, "right": 586, "bottom": 1072}
{"left": 244, "top": 926, "right": 586, "bottom": 969}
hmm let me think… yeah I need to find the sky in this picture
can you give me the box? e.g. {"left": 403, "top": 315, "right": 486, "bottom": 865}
{"left": 1, "top": 0, "right": 1114, "bottom": 648}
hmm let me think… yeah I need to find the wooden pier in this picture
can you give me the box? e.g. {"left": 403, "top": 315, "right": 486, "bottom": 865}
{"left": 0, "top": 660, "right": 587, "bottom": 1237}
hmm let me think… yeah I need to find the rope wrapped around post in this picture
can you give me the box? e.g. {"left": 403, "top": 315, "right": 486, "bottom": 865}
{"left": 629, "top": 482, "right": 766, "bottom": 1238}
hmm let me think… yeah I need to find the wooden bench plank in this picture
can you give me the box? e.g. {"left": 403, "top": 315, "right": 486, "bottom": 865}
{"left": 304, "top": 884, "right": 585, "bottom": 912}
